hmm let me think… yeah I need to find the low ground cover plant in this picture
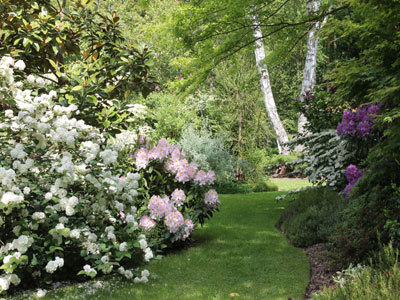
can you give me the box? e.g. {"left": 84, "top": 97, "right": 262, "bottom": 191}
{"left": 0, "top": 57, "right": 219, "bottom": 295}
{"left": 313, "top": 243, "right": 400, "bottom": 300}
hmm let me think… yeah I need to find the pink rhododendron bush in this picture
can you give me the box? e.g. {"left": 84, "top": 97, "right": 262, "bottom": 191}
{"left": 0, "top": 57, "right": 219, "bottom": 294}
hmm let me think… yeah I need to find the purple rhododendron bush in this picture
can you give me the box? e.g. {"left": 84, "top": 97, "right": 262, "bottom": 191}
{"left": 0, "top": 57, "right": 219, "bottom": 294}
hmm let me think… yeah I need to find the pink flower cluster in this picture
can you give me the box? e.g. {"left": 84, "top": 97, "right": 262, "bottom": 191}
{"left": 182, "top": 219, "right": 194, "bottom": 239}
{"left": 135, "top": 148, "right": 149, "bottom": 169}
{"left": 165, "top": 210, "right": 184, "bottom": 233}
{"left": 141, "top": 190, "right": 196, "bottom": 238}
{"left": 171, "top": 189, "right": 186, "bottom": 206}
{"left": 148, "top": 138, "right": 170, "bottom": 161}
{"left": 134, "top": 138, "right": 216, "bottom": 185}
{"left": 194, "top": 170, "right": 216, "bottom": 186}
{"left": 139, "top": 215, "right": 156, "bottom": 231}
{"left": 148, "top": 195, "right": 171, "bottom": 220}
{"left": 204, "top": 189, "right": 219, "bottom": 208}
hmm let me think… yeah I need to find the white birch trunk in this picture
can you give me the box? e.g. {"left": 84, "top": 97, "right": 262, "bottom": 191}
{"left": 297, "top": 0, "right": 325, "bottom": 137}
{"left": 252, "top": 13, "right": 290, "bottom": 155}
{"left": 296, "top": 0, "right": 327, "bottom": 152}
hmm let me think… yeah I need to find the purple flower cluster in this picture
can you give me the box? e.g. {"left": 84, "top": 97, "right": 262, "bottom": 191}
{"left": 337, "top": 104, "right": 381, "bottom": 137}
{"left": 344, "top": 164, "right": 364, "bottom": 197}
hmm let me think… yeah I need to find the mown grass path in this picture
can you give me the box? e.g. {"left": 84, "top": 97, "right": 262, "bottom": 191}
{"left": 15, "top": 190, "right": 309, "bottom": 300}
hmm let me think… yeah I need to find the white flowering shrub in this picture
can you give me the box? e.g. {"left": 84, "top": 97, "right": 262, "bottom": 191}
{"left": 0, "top": 56, "right": 219, "bottom": 294}
{"left": 0, "top": 56, "right": 154, "bottom": 292}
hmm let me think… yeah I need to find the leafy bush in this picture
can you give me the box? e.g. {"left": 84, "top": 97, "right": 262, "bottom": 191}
{"left": 291, "top": 130, "right": 355, "bottom": 189}
{"left": 214, "top": 183, "right": 252, "bottom": 194}
{"left": 140, "top": 92, "right": 201, "bottom": 143}
{"left": 313, "top": 244, "right": 400, "bottom": 300}
{"left": 249, "top": 180, "right": 278, "bottom": 192}
{"left": 276, "top": 187, "right": 347, "bottom": 247}
{"left": 179, "top": 126, "right": 235, "bottom": 185}
{"left": 327, "top": 175, "right": 400, "bottom": 269}
{"left": 239, "top": 148, "right": 271, "bottom": 182}
{"left": 0, "top": 57, "right": 219, "bottom": 294}
{"left": 294, "top": 88, "right": 343, "bottom": 134}
{"left": 265, "top": 154, "right": 298, "bottom": 167}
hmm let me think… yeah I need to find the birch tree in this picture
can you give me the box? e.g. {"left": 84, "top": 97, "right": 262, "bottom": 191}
{"left": 297, "top": 0, "right": 326, "bottom": 138}
{"left": 252, "top": 12, "right": 290, "bottom": 155}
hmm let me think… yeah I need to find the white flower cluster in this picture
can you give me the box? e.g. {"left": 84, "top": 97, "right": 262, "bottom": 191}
{"left": 99, "top": 149, "right": 118, "bottom": 165}
{"left": 0, "top": 274, "right": 20, "bottom": 292}
{"left": 126, "top": 104, "right": 147, "bottom": 120}
{"left": 45, "top": 257, "right": 64, "bottom": 274}
{"left": 113, "top": 130, "right": 138, "bottom": 151}
{"left": 117, "top": 266, "right": 149, "bottom": 282}
{"left": 1, "top": 192, "right": 23, "bottom": 207}
{"left": 83, "top": 264, "right": 97, "bottom": 277}
{"left": 59, "top": 196, "right": 79, "bottom": 216}
{"left": 133, "top": 269, "right": 150, "bottom": 283}
{"left": 4, "top": 235, "right": 34, "bottom": 254}
{"left": 139, "top": 235, "right": 153, "bottom": 262}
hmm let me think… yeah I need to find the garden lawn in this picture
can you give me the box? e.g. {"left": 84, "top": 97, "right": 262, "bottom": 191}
{"left": 271, "top": 178, "right": 312, "bottom": 192}
{"left": 12, "top": 191, "right": 309, "bottom": 300}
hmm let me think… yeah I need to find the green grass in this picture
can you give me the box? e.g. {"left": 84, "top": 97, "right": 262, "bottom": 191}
{"left": 11, "top": 189, "right": 309, "bottom": 300}
{"left": 270, "top": 178, "right": 312, "bottom": 192}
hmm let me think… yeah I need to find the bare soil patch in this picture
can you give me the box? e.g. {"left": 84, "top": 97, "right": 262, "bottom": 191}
{"left": 303, "top": 243, "right": 337, "bottom": 299}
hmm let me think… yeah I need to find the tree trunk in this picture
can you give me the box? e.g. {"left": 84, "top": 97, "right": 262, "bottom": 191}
{"left": 297, "top": 1, "right": 326, "bottom": 143}
{"left": 252, "top": 12, "right": 290, "bottom": 155}
{"left": 236, "top": 93, "right": 243, "bottom": 183}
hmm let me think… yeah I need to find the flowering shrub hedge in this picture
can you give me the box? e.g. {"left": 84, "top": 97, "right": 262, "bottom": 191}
{"left": 0, "top": 57, "right": 219, "bottom": 294}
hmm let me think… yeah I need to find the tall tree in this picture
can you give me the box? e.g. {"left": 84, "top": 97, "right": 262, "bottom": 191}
{"left": 252, "top": 11, "right": 290, "bottom": 154}
{"left": 297, "top": 0, "right": 327, "bottom": 141}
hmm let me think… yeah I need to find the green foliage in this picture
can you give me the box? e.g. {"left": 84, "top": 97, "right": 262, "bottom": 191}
{"left": 214, "top": 182, "right": 252, "bottom": 195}
{"left": 294, "top": 88, "right": 344, "bottom": 133}
{"left": 249, "top": 179, "right": 278, "bottom": 193}
{"left": 265, "top": 154, "right": 298, "bottom": 167}
{"left": 328, "top": 159, "right": 400, "bottom": 268}
{"left": 291, "top": 130, "right": 355, "bottom": 188}
{"left": 171, "top": 0, "right": 319, "bottom": 91}
{"left": 276, "top": 187, "right": 348, "bottom": 248}
{"left": 179, "top": 126, "right": 235, "bottom": 185}
{"left": 0, "top": 0, "right": 155, "bottom": 134}
{"left": 139, "top": 92, "right": 201, "bottom": 143}
{"left": 313, "top": 244, "right": 400, "bottom": 300}
{"left": 265, "top": 154, "right": 300, "bottom": 177}
{"left": 323, "top": 0, "right": 400, "bottom": 107}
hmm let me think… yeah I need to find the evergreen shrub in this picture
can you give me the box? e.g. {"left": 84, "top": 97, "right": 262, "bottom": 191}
{"left": 276, "top": 187, "right": 347, "bottom": 247}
